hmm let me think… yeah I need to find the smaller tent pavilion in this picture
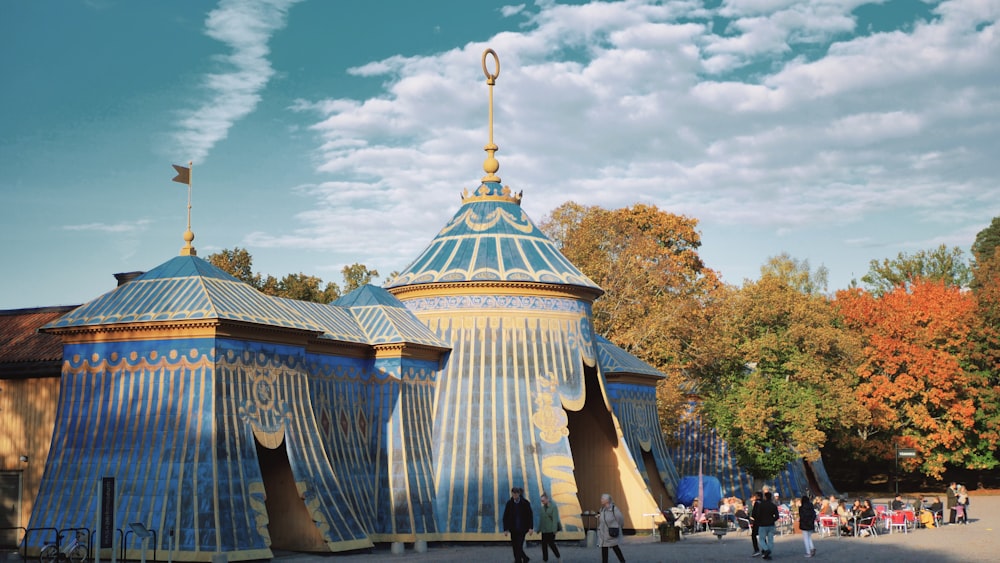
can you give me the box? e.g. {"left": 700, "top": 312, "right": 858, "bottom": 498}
{"left": 670, "top": 396, "right": 839, "bottom": 502}
{"left": 28, "top": 255, "right": 453, "bottom": 560}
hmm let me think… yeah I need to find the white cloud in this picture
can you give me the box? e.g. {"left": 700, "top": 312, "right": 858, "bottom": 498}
{"left": 172, "top": 0, "right": 302, "bottom": 163}
{"left": 63, "top": 220, "right": 152, "bottom": 233}
{"left": 261, "top": 0, "right": 1000, "bottom": 289}
{"left": 501, "top": 4, "right": 526, "bottom": 18}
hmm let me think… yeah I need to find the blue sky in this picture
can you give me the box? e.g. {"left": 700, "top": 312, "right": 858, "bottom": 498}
{"left": 2, "top": 0, "right": 998, "bottom": 309}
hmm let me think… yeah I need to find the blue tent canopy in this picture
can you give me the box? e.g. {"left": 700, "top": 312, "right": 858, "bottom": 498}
{"left": 675, "top": 476, "right": 724, "bottom": 509}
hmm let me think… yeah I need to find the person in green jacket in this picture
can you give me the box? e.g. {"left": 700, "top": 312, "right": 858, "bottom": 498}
{"left": 537, "top": 491, "right": 562, "bottom": 563}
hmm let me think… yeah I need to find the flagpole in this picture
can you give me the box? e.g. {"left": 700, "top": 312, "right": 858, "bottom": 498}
{"left": 171, "top": 160, "right": 196, "bottom": 256}
{"left": 186, "top": 160, "right": 193, "bottom": 236}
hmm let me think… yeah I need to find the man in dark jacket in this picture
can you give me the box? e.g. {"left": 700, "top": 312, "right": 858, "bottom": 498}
{"left": 503, "top": 487, "right": 534, "bottom": 563}
{"left": 946, "top": 482, "right": 958, "bottom": 524}
{"left": 748, "top": 492, "right": 761, "bottom": 557}
{"left": 755, "top": 492, "right": 780, "bottom": 560}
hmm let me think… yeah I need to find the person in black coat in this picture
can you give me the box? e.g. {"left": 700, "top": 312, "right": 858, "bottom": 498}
{"left": 755, "top": 492, "right": 780, "bottom": 560}
{"left": 748, "top": 492, "right": 761, "bottom": 557}
{"left": 799, "top": 494, "right": 817, "bottom": 558}
{"left": 503, "top": 487, "right": 534, "bottom": 563}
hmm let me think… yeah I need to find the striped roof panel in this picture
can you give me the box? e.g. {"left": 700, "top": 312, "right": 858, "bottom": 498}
{"left": 44, "top": 256, "right": 322, "bottom": 332}
{"left": 334, "top": 285, "right": 450, "bottom": 348}
{"left": 387, "top": 185, "right": 601, "bottom": 292}
{"left": 596, "top": 334, "right": 665, "bottom": 379}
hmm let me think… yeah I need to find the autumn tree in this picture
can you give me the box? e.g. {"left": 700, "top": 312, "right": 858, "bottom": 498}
{"left": 207, "top": 247, "right": 262, "bottom": 287}
{"left": 836, "top": 279, "right": 998, "bottom": 478}
{"left": 690, "top": 256, "right": 865, "bottom": 484}
{"left": 206, "top": 248, "right": 379, "bottom": 304}
{"left": 275, "top": 273, "right": 340, "bottom": 304}
{"left": 540, "top": 202, "right": 720, "bottom": 440}
{"left": 860, "top": 244, "right": 971, "bottom": 296}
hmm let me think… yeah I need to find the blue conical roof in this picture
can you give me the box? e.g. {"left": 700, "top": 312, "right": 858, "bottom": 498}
{"left": 44, "top": 255, "right": 323, "bottom": 331}
{"left": 387, "top": 182, "right": 601, "bottom": 293}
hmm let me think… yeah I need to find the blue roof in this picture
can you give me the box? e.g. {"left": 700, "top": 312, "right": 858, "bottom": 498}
{"left": 334, "top": 285, "right": 451, "bottom": 348}
{"left": 387, "top": 183, "right": 601, "bottom": 293}
{"left": 44, "top": 255, "right": 323, "bottom": 332}
{"left": 595, "top": 334, "right": 664, "bottom": 379}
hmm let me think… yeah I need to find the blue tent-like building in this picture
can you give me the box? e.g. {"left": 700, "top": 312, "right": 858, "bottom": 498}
{"left": 24, "top": 50, "right": 681, "bottom": 560}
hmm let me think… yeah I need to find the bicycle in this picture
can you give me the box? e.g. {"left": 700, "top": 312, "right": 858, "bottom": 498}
{"left": 39, "top": 531, "right": 88, "bottom": 563}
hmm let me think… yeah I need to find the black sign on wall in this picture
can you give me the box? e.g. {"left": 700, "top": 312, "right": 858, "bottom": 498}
{"left": 100, "top": 477, "right": 115, "bottom": 549}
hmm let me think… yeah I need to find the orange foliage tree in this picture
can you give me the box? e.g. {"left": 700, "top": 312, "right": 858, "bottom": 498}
{"left": 540, "top": 202, "right": 720, "bottom": 440}
{"left": 836, "top": 279, "right": 998, "bottom": 478}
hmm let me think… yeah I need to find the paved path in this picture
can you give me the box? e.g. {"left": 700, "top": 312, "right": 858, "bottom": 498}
{"left": 271, "top": 495, "right": 998, "bottom": 563}
{"left": 3, "top": 496, "right": 994, "bottom": 563}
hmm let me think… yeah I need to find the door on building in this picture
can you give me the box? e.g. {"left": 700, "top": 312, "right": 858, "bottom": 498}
{"left": 0, "top": 471, "right": 22, "bottom": 548}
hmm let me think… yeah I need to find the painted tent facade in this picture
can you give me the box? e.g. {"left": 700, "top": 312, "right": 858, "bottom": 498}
{"left": 28, "top": 256, "right": 452, "bottom": 560}
{"left": 596, "top": 335, "right": 681, "bottom": 507}
{"left": 386, "top": 180, "right": 675, "bottom": 536}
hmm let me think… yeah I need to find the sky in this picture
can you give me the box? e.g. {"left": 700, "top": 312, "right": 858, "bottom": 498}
{"left": 2, "top": 0, "right": 998, "bottom": 310}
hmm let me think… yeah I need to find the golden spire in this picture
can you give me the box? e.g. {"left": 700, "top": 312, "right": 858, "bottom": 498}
{"left": 481, "top": 48, "right": 501, "bottom": 183}
{"left": 460, "top": 49, "right": 522, "bottom": 206}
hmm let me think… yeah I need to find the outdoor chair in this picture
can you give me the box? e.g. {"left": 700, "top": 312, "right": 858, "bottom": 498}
{"left": 736, "top": 516, "right": 751, "bottom": 536}
{"left": 856, "top": 515, "right": 879, "bottom": 538}
{"left": 818, "top": 515, "right": 839, "bottom": 537}
{"left": 888, "top": 511, "right": 909, "bottom": 534}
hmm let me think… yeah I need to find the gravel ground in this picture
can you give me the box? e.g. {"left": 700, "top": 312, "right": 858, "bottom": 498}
{"left": 269, "top": 494, "right": 998, "bottom": 563}
{"left": 3, "top": 496, "right": 994, "bottom": 563}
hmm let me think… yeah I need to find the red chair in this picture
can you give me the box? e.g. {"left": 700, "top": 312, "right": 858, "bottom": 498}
{"left": 888, "top": 511, "right": 908, "bottom": 534}
{"left": 818, "top": 515, "right": 839, "bottom": 537}
{"left": 856, "top": 515, "right": 879, "bottom": 537}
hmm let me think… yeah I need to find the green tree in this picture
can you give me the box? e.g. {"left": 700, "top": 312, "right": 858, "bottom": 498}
{"left": 205, "top": 248, "right": 382, "bottom": 304}
{"left": 968, "top": 217, "right": 1000, "bottom": 471}
{"left": 971, "top": 216, "right": 1000, "bottom": 263}
{"left": 860, "top": 244, "right": 971, "bottom": 295}
{"left": 207, "top": 247, "right": 262, "bottom": 287}
{"left": 691, "top": 256, "right": 865, "bottom": 482}
{"left": 341, "top": 263, "right": 380, "bottom": 293}
{"left": 277, "top": 273, "right": 340, "bottom": 304}
{"left": 761, "top": 253, "right": 828, "bottom": 295}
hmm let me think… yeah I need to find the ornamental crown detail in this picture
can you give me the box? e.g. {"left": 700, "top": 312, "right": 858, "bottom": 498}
{"left": 461, "top": 183, "right": 523, "bottom": 205}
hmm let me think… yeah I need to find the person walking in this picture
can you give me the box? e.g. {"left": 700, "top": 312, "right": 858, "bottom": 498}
{"left": 536, "top": 492, "right": 562, "bottom": 563}
{"left": 755, "top": 492, "right": 780, "bottom": 560}
{"left": 597, "top": 493, "right": 625, "bottom": 563}
{"left": 798, "top": 494, "right": 817, "bottom": 558}
{"left": 748, "top": 492, "right": 762, "bottom": 557}
{"left": 946, "top": 482, "right": 958, "bottom": 524}
{"left": 503, "top": 487, "right": 534, "bottom": 563}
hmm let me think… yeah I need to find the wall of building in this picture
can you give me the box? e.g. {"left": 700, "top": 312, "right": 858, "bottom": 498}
{"left": 0, "top": 376, "right": 60, "bottom": 545}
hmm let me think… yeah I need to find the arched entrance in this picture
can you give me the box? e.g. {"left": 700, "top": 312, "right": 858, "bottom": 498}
{"left": 254, "top": 436, "right": 329, "bottom": 552}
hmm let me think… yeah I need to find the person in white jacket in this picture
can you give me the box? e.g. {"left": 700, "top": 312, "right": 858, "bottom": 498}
{"left": 597, "top": 493, "right": 625, "bottom": 563}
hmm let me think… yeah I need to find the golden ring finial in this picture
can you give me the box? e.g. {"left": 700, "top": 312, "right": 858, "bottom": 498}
{"left": 482, "top": 48, "right": 500, "bottom": 86}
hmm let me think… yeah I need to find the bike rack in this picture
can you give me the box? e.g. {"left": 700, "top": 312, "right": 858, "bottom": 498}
{"left": 87, "top": 529, "right": 122, "bottom": 562}
{"left": 123, "top": 527, "right": 157, "bottom": 563}
{"left": 61, "top": 527, "right": 91, "bottom": 562}
{"left": 20, "top": 527, "right": 57, "bottom": 560}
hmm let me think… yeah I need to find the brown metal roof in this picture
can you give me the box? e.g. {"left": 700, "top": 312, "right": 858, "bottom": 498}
{"left": 0, "top": 305, "right": 76, "bottom": 377}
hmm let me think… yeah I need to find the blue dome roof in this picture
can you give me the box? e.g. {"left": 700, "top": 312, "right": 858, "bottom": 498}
{"left": 387, "top": 182, "right": 601, "bottom": 293}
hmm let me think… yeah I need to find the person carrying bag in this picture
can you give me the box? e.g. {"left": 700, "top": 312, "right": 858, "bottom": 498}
{"left": 598, "top": 493, "right": 625, "bottom": 563}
